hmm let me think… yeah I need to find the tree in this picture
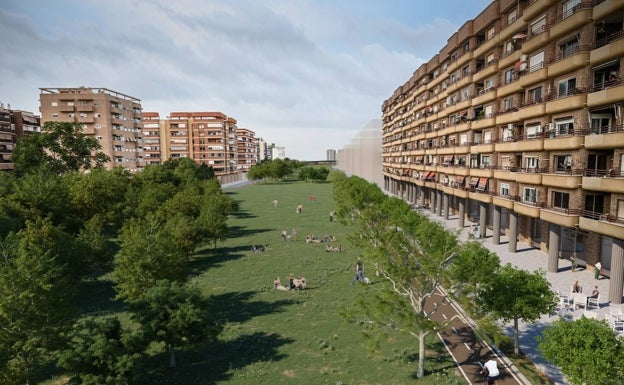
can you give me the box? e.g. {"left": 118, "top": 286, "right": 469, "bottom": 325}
{"left": 335, "top": 176, "right": 461, "bottom": 378}
{"left": 57, "top": 317, "right": 144, "bottom": 385}
{"left": 113, "top": 214, "right": 188, "bottom": 301}
{"left": 129, "top": 280, "right": 219, "bottom": 368}
{"left": 538, "top": 317, "right": 624, "bottom": 385}
{"left": 0, "top": 217, "right": 77, "bottom": 384}
{"left": 12, "top": 121, "right": 109, "bottom": 175}
{"left": 478, "top": 264, "right": 557, "bottom": 356}
{"left": 448, "top": 241, "right": 500, "bottom": 300}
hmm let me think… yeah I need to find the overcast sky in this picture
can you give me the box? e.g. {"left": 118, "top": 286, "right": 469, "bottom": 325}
{"left": 1, "top": 0, "right": 490, "bottom": 161}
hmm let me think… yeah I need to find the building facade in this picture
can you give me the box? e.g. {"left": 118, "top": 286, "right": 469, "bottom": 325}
{"left": 0, "top": 104, "right": 43, "bottom": 171}
{"left": 39, "top": 87, "right": 144, "bottom": 172}
{"left": 381, "top": 0, "right": 624, "bottom": 303}
{"left": 337, "top": 119, "right": 383, "bottom": 188}
{"left": 326, "top": 149, "right": 337, "bottom": 161}
{"left": 236, "top": 128, "right": 257, "bottom": 171}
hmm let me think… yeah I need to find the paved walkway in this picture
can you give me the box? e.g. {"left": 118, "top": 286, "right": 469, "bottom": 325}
{"left": 420, "top": 209, "right": 617, "bottom": 385}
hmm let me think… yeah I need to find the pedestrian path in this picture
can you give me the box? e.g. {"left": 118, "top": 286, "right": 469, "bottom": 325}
{"left": 420, "top": 209, "right": 616, "bottom": 385}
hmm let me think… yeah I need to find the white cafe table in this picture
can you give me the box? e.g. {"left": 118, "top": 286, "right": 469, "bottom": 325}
{"left": 573, "top": 293, "right": 587, "bottom": 310}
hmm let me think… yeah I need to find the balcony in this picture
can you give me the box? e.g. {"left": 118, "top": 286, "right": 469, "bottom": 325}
{"left": 493, "top": 167, "right": 515, "bottom": 181}
{"left": 493, "top": 194, "right": 515, "bottom": 209}
{"left": 544, "top": 132, "right": 584, "bottom": 150}
{"left": 471, "top": 116, "right": 496, "bottom": 130}
{"left": 518, "top": 65, "right": 548, "bottom": 88}
{"left": 499, "top": 16, "right": 528, "bottom": 43}
{"left": 523, "top": 0, "right": 556, "bottom": 22}
{"left": 579, "top": 215, "right": 624, "bottom": 239}
{"left": 515, "top": 169, "right": 543, "bottom": 184}
{"left": 587, "top": 81, "right": 624, "bottom": 107}
{"left": 582, "top": 174, "right": 624, "bottom": 194}
{"left": 585, "top": 124, "right": 624, "bottom": 149}
{"left": 522, "top": 28, "right": 551, "bottom": 55}
{"left": 472, "top": 62, "right": 498, "bottom": 83}
{"left": 590, "top": 31, "right": 624, "bottom": 64}
{"left": 545, "top": 92, "right": 588, "bottom": 114}
{"left": 549, "top": 3, "right": 593, "bottom": 41}
{"left": 469, "top": 167, "right": 494, "bottom": 178}
{"left": 514, "top": 201, "right": 541, "bottom": 218}
{"left": 474, "top": 35, "right": 500, "bottom": 58}
{"left": 472, "top": 88, "right": 497, "bottom": 105}
{"left": 547, "top": 49, "right": 591, "bottom": 78}
{"left": 541, "top": 173, "right": 582, "bottom": 188}
{"left": 540, "top": 207, "right": 580, "bottom": 228}
{"left": 593, "top": 0, "right": 624, "bottom": 23}
{"left": 517, "top": 101, "right": 546, "bottom": 120}
{"left": 499, "top": 49, "right": 522, "bottom": 70}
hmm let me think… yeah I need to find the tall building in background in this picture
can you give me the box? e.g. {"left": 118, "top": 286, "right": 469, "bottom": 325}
{"left": 236, "top": 127, "right": 257, "bottom": 171}
{"left": 326, "top": 149, "right": 337, "bottom": 161}
{"left": 256, "top": 137, "right": 267, "bottom": 163}
{"left": 382, "top": 0, "right": 624, "bottom": 303}
{"left": 142, "top": 112, "right": 164, "bottom": 166}
{"left": 0, "top": 105, "right": 15, "bottom": 171}
{"left": 271, "top": 145, "right": 286, "bottom": 160}
{"left": 39, "top": 87, "right": 144, "bottom": 172}
{"left": 337, "top": 119, "right": 382, "bottom": 188}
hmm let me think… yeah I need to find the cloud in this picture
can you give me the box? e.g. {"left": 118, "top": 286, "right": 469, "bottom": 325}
{"left": 0, "top": 0, "right": 467, "bottom": 160}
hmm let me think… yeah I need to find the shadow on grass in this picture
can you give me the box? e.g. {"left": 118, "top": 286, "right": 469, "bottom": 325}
{"left": 210, "top": 290, "right": 300, "bottom": 324}
{"left": 188, "top": 246, "right": 249, "bottom": 275}
{"left": 76, "top": 276, "right": 125, "bottom": 316}
{"left": 227, "top": 225, "right": 274, "bottom": 239}
{"left": 137, "top": 331, "right": 294, "bottom": 385}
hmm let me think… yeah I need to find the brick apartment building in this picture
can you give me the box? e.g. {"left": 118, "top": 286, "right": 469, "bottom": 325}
{"left": 236, "top": 128, "right": 257, "bottom": 171}
{"left": 0, "top": 104, "right": 41, "bottom": 171}
{"left": 381, "top": 0, "right": 624, "bottom": 302}
{"left": 39, "top": 87, "right": 144, "bottom": 172}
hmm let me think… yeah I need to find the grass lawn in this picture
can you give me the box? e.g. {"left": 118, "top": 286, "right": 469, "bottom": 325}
{"left": 138, "top": 180, "right": 463, "bottom": 385}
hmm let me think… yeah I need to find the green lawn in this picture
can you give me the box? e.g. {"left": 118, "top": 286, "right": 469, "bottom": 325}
{"left": 49, "top": 180, "right": 463, "bottom": 385}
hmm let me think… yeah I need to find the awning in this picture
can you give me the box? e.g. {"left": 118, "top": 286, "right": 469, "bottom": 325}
{"left": 469, "top": 177, "right": 479, "bottom": 186}
{"left": 414, "top": 155, "right": 424, "bottom": 163}
{"left": 477, "top": 177, "right": 488, "bottom": 191}
{"left": 22, "top": 115, "right": 38, "bottom": 124}
{"left": 443, "top": 155, "right": 454, "bottom": 163}
{"left": 513, "top": 33, "right": 527, "bottom": 40}
{"left": 422, "top": 171, "right": 431, "bottom": 180}
{"left": 459, "top": 110, "right": 468, "bottom": 117}
{"left": 455, "top": 176, "right": 466, "bottom": 185}
{"left": 425, "top": 172, "right": 436, "bottom": 181}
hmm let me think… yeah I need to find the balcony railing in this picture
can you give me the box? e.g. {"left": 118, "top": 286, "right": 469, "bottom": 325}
{"left": 588, "top": 123, "right": 624, "bottom": 135}
{"left": 550, "top": 44, "right": 592, "bottom": 63}
{"left": 584, "top": 168, "right": 623, "bottom": 177}
{"left": 556, "top": 1, "right": 593, "bottom": 23}
{"left": 543, "top": 206, "right": 581, "bottom": 216}
{"left": 592, "top": 77, "right": 624, "bottom": 92}
{"left": 594, "top": 30, "right": 624, "bottom": 49}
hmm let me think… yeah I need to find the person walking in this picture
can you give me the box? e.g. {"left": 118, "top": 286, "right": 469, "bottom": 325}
{"left": 351, "top": 258, "right": 365, "bottom": 285}
{"left": 594, "top": 261, "right": 602, "bottom": 279}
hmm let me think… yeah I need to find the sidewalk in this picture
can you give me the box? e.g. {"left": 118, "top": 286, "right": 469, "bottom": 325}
{"left": 420, "top": 209, "right": 614, "bottom": 385}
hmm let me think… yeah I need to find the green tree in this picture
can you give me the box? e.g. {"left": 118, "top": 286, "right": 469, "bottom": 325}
{"left": 331, "top": 171, "right": 385, "bottom": 224}
{"left": 335, "top": 177, "right": 461, "bottom": 378}
{"left": 12, "top": 121, "right": 110, "bottom": 175}
{"left": 538, "top": 317, "right": 624, "bottom": 385}
{"left": 0, "top": 217, "right": 77, "bottom": 384}
{"left": 113, "top": 215, "right": 188, "bottom": 301}
{"left": 129, "top": 280, "right": 219, "bottom": 368}
{"left": 449, "top": 241, "right": 500, "bottom": 300}
{"left": 57, "top": 317, "right": 144, "bottom": 385}
{"left": 478, "top": 264, "right": 557, "bottom": 356}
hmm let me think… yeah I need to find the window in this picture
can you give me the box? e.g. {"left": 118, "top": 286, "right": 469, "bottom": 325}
{"left": 504, "top": 69, "right": 514, "bottom": 84}
{"left": 507, "top": 8, "right": 517, "bottom": 25}
{"left": 460, "top": 134, "right": 468, "bottom": 145}
{"left": 529, "top": 51, "right": 545, "bottom": 71}
{"left": 530, "top": 15, "right": 547, "bottom": 35}
{"left": 558, "top": 78, "right": 577, "bottom": 97}
{"left": 618, "top": 199, "right": 624, "bottom": 221}
{"left": 462, "top": 65, "right": 470, "bottom": 77}
{"left": 51, "top": 102, "right": 58, "bottom": 107}
{"left": 501, "top": 155, "right": 511, "bottom": 169}
{"left": 525, "top": 157, "right": 539, "bottom": 169}
{"left": 503, "top": 97, "right": 514, "bottom": 111}
{"left": 485, "top": 78, "right": 495, "bottom": 89}
{"left": 470, "top": 154, "right": 480, "bottom": 168}
{"left": 500, "top": 183, "right": 510, "bottom": 197}
{"left": 526, "top": 124, "right": 541, "bottom": 138}
{"left": 528, "top": 86, "right": 542, "bottom": 103}
{"left": 523, "top": 187, "right": 537, "bottom": 203}
{"left": 590, "top": 114, "right": 612, "bottom": 133}
{"left": 562, "top": 0, "right": 581, "bottom": 17}
{"left": 484, "top": 105, "right": 493, "bottom": 118}
{"left": 67, "top": 101, "right": 74, "bottom": 106}
{"left": 463, "top": 42, "right": 470, "bottom": 53}
{"left": 486, "top": 53, "right": 495, "bottom": 65}
{"left": 555, "top": 155, "right": 572, "bottom": 172}
{"left": 481, "top": 155, "right": 490, "bottom": 168}
{"left": 505, "top": 40, "right": 515, "bottom": 54}
{"left": 52, "top": 113, "right": 58, "bottom": 118}
{"left": 502, "top": 125, "right": 514, "bottom": 141}
{"left": 552, "top": 191, "right": 570, "bottom": 209}
{"left": 487, "top": 25, "right": 496, "bottom": 40}
{"left": 555, "top": 117, "right": 574, "bottom": 135}
{"left": 559, "top": 35, "right": 579, "bottom": 59}
{"left": 79, "top": 113, "right": 87, "bottom": 118}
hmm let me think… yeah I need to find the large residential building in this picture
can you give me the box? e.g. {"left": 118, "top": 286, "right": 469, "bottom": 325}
{"left": 236, "top": 128, "right": 257, "bottom": 171}
{"left": 381, "top": 0, "right": 624, "bottom": 303}
{"left": 39, "top": 87, "right": 144, "bottom": 172}
{"left": 0, "top": 104, "right": 42, "bottom": 171}
{"left": 337, "top": 119, "right": 383, "bottom": 188}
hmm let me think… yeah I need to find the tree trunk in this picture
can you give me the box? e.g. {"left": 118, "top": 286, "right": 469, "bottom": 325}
{"left": 513, "top": 317, "right": 519, "bottom": 357}
{"left": 417, "top": 330, "right": 426, "bottom": 378}
{"left": 169, "top": 343, "right": 176, "bottom": 368}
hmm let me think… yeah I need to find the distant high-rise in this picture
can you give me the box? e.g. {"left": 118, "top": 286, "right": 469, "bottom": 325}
{"left": 236, "top": 128, "right": 257, "bottom": 171}
{"left": 326, "top": 149, "right": 337, "bottom": 161}
{"left": 39, "top": 87, "right": 144, "bottom": 172}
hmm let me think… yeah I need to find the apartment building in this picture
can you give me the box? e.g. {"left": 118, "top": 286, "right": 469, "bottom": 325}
{"left": 381, "top": 0, "right": 624, "bottom": 303}
{"left": 39, "top": 87, "right": 144, "bottom": 172}
{"left": 0, "top": 105, "right": 42, "bottom": 171}
{"left": 142, "top": 112, "right": 165, "bottom": 166}
{"left": 236, "top": 128, "right": 257, "bottom": 171}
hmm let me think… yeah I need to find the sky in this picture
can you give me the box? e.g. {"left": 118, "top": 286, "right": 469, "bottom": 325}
{"left": 0, "top": 0, "right": 490, "bottom": 161}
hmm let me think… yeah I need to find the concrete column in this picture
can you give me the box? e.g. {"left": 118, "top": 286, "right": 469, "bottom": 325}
{"left": 508, "top": 211, "right": 518, "bottom": 253}
{"left": 431, "top": 189, "right": 437, "bottom": 213}
{"left": 492, "top": 205, "right": 501, "bottom": 245}
{"left": 609, "top": 239, "right": 624, "bottom": 304}
{"left": 547, "top": 223, "right": 560, "bottom": 273}
{"left": 443, "top": 193, "right": 449, "bottom": 220}
{"left": 458, "top": 198, "right": 466, "bottom": 228}
{"left": 479, "top": 202, "right": 487, "bottom": 238}
{"left": 437, "top": 190, "right": 444, "bottom": 217}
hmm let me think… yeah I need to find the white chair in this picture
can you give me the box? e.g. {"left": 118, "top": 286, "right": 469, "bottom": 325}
{"left": 610, "top": 306, "right": 624, "bottom": 321}
{"left": 587, "top": 295, "right": 600, "bottom": 310}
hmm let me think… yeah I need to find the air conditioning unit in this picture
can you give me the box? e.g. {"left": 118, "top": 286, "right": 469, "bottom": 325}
{"left": 520, "top": 54, "right": 528, "bottom": 62}
{"left": 519, "top": 62, "right": 528, "bottom": 71}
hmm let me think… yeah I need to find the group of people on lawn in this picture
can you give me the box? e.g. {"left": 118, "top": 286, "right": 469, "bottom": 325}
{"left": 274, "top": 274, "right": 307, "bottom": 291}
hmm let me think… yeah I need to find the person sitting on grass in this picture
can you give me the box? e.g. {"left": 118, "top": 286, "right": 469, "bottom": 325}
{"left": 274, "top": 277, "right": 288, "bottom": 291}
